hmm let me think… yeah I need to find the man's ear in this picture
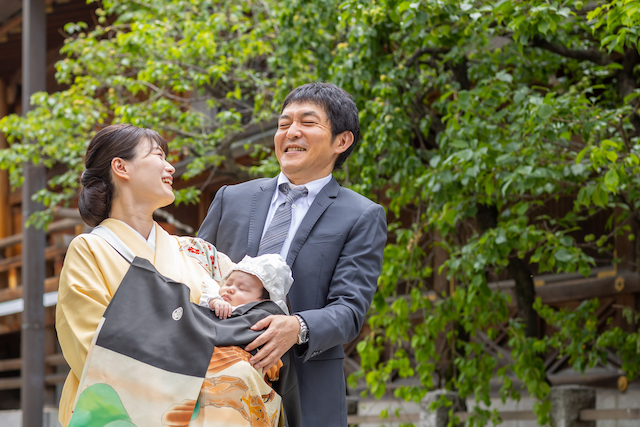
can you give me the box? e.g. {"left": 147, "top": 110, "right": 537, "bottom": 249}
{"left": 333, "top": 131, "right": 354, "bottom": 155}
{"left": 111, "top": 157, "right": 129, "bottom": 181}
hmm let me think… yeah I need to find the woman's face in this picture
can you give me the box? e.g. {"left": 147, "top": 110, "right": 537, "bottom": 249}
{"left": 123, "top": 138, "right": 176, "bottom": 210}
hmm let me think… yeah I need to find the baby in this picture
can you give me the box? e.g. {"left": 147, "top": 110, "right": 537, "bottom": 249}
{"left": 197, "top": 254, "right": 301, "bottom": 424}
{"left": 199, "top": 253, "right": 293, "bottom": 319}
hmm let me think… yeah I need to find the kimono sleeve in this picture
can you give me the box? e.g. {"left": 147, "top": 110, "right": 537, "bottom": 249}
{"left": 184, "top": 237, "right": 233, "bottom": 307}
{"left": 55, "top": 236, "right": 114, "bottom": 380}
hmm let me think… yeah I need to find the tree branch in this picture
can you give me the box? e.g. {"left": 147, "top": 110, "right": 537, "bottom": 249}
{"left": 531, "top": 37, "right": 612, "bottom": 66}
{"left": 406, "top": 46, "right": 450, "bottom": 67}
{"left": 450, "top": 56, "right": 470, "bottom": 91}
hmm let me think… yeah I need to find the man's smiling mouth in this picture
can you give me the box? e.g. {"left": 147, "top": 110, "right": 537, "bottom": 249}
{"left": 285, "top": 147, "right": 306, "bottom": 152}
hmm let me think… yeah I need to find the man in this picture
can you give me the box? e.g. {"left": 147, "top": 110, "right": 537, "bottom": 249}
{"left": 198, "top": 82, "right": 387, "bottom": 426}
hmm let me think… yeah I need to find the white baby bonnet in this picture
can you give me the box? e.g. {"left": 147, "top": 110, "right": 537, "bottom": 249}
{"left": 223, "top": 254, "right": 293, "bottom": 314}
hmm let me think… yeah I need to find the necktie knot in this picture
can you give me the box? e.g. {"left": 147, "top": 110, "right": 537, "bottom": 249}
{"left": 279, "top": 183, "right": 308, "bottom": 205}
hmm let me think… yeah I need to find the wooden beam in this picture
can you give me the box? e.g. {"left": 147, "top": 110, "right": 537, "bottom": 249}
{"left": 581, "top": 408, "right": 640, "bottom": 420}
{"left": 0, "top": 245, "right": 65, "bottom": 274}
{"left": 0, "top": 377, "right": 21, "bottom": 390}
{"left": 347, "top": 413, "right": 419, "bottom": 424}
{"left": 0, "top": 358, "right": 21, "bottom": 371}
{"left": 455, "top": 410, "right": 537, "bottom": 422}
{"left": 0, "top": 276, "right": 59, "bottom": 304}
{"left": 0, "top": 372, "right": 68, "bottom": 391}
{"left": 0, "top": 13, "right": 23, "bottom": 41}
{"left": 489, "top": 270, "right": 640, "bottom": 305}
{"left": 0, "top": 217, "right": 83, "bottom": 250}
{"left": 52, "top": 207, "right": 81, "bottom": 219}
{"left": 0, "top": 78, "right": 10, "bottom": 242}
{"left": 0, "top": 353, "right": 66, "bottom": 372}
{"left": 536, "top": 272, "right": 639, "bottom": 304}
{"left": 0, "top": 0, "right": 56, "bottom": 40}
{"left": 344, "top": 406, "right": 640, "bottom": 424}
{"left": 489, "top": 266, "right": 615, "bottom": 290}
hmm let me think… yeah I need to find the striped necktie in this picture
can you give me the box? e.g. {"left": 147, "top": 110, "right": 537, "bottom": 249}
{"left": 257, "top": 183, "right": 309, "bottom": 256}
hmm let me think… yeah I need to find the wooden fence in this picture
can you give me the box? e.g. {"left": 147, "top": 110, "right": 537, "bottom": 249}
{"left": 0, "top": 213, "right": 83, "bottom": 398}
{"left": 347, "top": 407, "right": 640, "bottom": 424}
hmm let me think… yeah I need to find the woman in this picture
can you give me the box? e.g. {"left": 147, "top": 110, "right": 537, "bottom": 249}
{"left": 56, "top": 124, "right": 298, "bottom": 427}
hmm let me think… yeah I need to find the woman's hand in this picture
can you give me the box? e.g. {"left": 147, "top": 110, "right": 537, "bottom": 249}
{"left": 210, "top": 298, "right": 233, "bottom": 319}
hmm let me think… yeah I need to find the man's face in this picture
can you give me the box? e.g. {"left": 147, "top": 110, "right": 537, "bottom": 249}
{"left": 274, "top": 101, "right": 351, "bottom": 185}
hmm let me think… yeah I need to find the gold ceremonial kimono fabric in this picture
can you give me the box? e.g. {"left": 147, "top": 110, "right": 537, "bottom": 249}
{"left": 56, "top": 219, "right": 231, "bottom": 426}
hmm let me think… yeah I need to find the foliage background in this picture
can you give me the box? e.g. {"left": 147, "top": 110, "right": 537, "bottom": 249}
{"left": 3, "top": 0, "right": 640, "bottom": 425}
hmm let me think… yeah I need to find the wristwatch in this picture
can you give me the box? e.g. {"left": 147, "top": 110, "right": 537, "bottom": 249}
{"left": 294, "top": 314, "right": 309, "bottom": 344}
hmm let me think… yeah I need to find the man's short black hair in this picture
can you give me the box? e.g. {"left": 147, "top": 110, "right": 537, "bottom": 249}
{"left": 281, "top": 82, "right": 360, "bottom": 170}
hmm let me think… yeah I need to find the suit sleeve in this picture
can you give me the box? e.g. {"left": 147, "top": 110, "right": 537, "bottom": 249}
{"left": 297, "top": 203, "right": 387, "bottom": 361}
{"left": 197, "top": 184, "right": 227, "bottom": 244}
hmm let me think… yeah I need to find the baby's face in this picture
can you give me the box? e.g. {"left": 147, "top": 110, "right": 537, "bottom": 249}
{"left": 219, "top": 271, "right": 264, "bottom": 306}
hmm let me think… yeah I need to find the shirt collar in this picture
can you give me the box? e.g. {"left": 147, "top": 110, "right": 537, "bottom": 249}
{"left": 274, "top": 172, "right": 332, "bottom": 202}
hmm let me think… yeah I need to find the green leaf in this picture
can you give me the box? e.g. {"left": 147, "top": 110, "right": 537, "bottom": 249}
{"left": 604, "top": 169, "right": 619, "bottom": 193}
{"left": 537, "top": 104, "right": 553, "bottom": 120}
{"left": 538, "top": 20, "right": 550, "bottom": 34}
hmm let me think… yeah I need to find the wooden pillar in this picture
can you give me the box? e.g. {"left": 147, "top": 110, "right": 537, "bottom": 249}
{"left": 0, "top": 78, "right": 15, "bottom": 290}
{"left": 21, "top": 1, "right": 48, "bottom": 426}
{"left": 0, "top": 78, "right": 10, "bottom": 242}
{"left": 43, "top": 326, "right": 57, "bottom": 405}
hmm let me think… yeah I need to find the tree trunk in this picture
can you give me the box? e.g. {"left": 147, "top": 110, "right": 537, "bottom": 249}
{"left": 476, "top": 203, "right": 538, "bottom": 338}
{"left": 618, "top": 48, "right": 640, "bottom": 137}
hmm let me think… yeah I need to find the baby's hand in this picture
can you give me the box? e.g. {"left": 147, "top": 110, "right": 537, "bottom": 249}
{"left": 264, "top": 358, "right": 284, "bottom": 382}
{"left": 210, "top": 298, "right": 233, "bottom": 319}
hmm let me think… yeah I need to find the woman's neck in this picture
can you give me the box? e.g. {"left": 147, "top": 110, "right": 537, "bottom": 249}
{"left": 109, "top": 199, "right": 155, "bottom": 239}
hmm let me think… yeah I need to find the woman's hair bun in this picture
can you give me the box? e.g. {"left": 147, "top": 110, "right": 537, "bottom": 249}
{"left": 78, "top": 178, "right": 113, "bottom": 227}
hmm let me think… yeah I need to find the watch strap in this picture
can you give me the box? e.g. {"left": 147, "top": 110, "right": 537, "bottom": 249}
{"left": 294, "top": 314, "right": 309, "bottom": 344}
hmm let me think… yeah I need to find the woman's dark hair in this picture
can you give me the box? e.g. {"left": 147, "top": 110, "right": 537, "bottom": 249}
{"left": 78, "top": 124, "right": 168, "bottom": 227}
{"left": 281, "top": 82, "right": 360, "bottom": 170}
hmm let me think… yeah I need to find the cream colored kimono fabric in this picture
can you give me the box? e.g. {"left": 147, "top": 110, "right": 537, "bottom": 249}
{"left": 56, "top": 219, "right": 231, "bottom": 427}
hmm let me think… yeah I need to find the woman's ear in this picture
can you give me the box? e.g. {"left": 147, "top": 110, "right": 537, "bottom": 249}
{"left": 111, "top": 157, "right": 129, "bottom": 181}
{"left": 333, "top": 131, "right": 354, "bottom": 155}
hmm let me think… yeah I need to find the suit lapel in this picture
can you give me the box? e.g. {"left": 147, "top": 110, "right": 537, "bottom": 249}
{"left": 286, "top": 177, "right": 339, "bottom": 266}
{"left": 247, "top": 177, "right": 278, "bottom": 256}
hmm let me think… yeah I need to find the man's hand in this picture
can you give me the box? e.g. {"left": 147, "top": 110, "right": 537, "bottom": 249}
{"left": 210, "top": 298, "right": 233, "bottom": 319}
{"left": 245, "top": 315, "right": 300, "bottom": 371}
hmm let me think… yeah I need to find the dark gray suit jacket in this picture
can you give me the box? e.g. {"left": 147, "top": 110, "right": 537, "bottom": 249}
{"left": 198, "top": 176, "right": 387, "bottom": 426}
